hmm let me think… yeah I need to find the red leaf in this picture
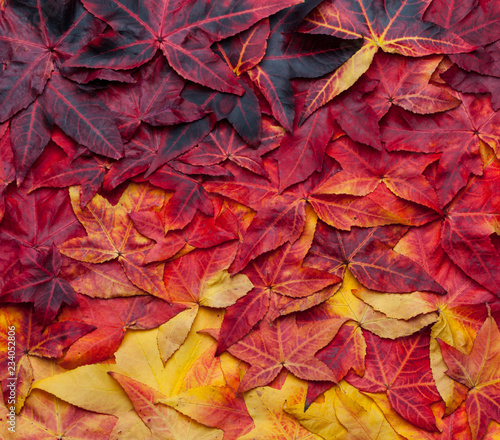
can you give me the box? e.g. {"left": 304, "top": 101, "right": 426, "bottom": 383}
{"left": 304, "top": 222, "right": 446, "bottom": 293}
{"left": 67, "top": 0, "right": 302, "bottom": 93}
{"left": 57, "top": 294, "right": 185, "bottom": 368}
{"left": 441, "top": 157, "right": 500, "bottom": 294}
{"left": 440, "top": 312, "right": 500, "bottom": 440}
{"left": 214, "top": 19, "right": 271, "bottom": 76}
{"left": 228, "top": 314, "right": 341, "bottom": 392}
{"left": 347, "top": 330, "right": 442, "bottom": 431}
{"left": 381, "top": 93, "right": 500, "bottom": 206}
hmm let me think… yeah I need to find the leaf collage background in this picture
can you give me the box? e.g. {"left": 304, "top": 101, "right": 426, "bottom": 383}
{"left": 0, "top": 0, "right": 500, "bottom": 438}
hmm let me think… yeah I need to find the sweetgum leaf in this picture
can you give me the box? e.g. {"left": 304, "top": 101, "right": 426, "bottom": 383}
{"left": 213, "top": 18, "right": 271, "bottom": 76}
{"left": 347, "top": 330, "right": 442, "bottom": 431}
{"left": 66, "top": 0, "right": 302, "bottom": 94}
{"left": 297, "top": 0, "right": 474, "bottom": 119}
{"left": 440, "top": 312, "right": 500, "bottom": 440}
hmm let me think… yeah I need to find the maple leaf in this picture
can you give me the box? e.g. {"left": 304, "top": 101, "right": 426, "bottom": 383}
{"left": 159, "top": 383, "right": 255, "bottom": 440}
{"left": 228, "top": 313, "right": 341, "bottom": 392}
{"left": 0, "top": 0, "right": 125, "bottom": 182}
{"left": 206, "top": 157, "right": 405, "bottom": 273}
{"left": 301, "top": 270, "right": 438, "bottom": 406}
{"left": 446, "top": 39, "right": 500, "bottom": 78}
{"left": 14, "top": 358, "right": 117, "bottom": 440}
{"left": 111, "top": 372, "right": 224, "bottom": 440}
{"left": 318, "top": 136, "right": 441, "bottom": 211}
{"left": 1, "top": 245, "right": 79, "bottom": 326}
{"left": 440, "top": 311, "right": 500, "bottom": 440}
{"left": 29, "top": 141, "right": 112, "bottom": 207}
{"left": 382, "top": 91, "right": 500, "bottom": 206}
{"left": 0, "top": 304, "right": 93, "bottom": 412}
{"left": 247, "top": 0, "right": 363, "bottom": 131}
{"left": 16, "top": 387, "right": 117, "bottom": 440}
{"left": 363, "top": 52, "right": 460, "bottom": 118}
{"left": 369, "top": 395, "right": 474, "bottom": 440}
{"left": 296, "top": 0, "right": 474, "bottom": 120}
{"left": 237, "top": 373, "right": 323, "bottom": 440}
{"left": 181, "top": 78, "right": 263, "bottom": 146}
{"left": 96, "top": 55, "right": 207, "bottom": 142}
{"left": 34, "top": 308, "right": 228, "bottom": 435}
{"left": 285, "top": 380, "right": 404, "bottom": 440}
{"left": 217, "top": 208, "right": 340, "bottom": 354}
{"left": 213, "top": 18, "right": 271, "bottom": 76}
{"left": 441, "top": 64, "right": 500, "bottom": 112}
{"left": 66, "top": 0, "right": 302, "bottom": 94}
{"left": 0, "top": 178, "right": 85, "bottom": 253}
{"left": 346, "top": 330, "right": 442, "bottom": 431}
{"left": 356, "top": 220, "right": 495, "bottom": 412}
{"left": 102, "top": 117, "right": 216, "bottom": 200}
{"left": 441, "top": 156, "right": 500, "bottom": 293}
{"left": 146, "top": 164, "right": 216, "bottom": 231}
{"left": 304, "top": 221, "right": 445, "bottom": 293}
{"left": 131, "top": 202, "right": 237, "bottom": 264}
{"left": 162, "top": 241, "right": 253, "bottom": 307}
{"left": 0, "top": 123, "right": 15, "bottom": 222}
{"left": 59, "top": 183, "right": 169, "bottom": 299}
{"left": 56, "top": 294, "right": 186, "bottom": 369}
{"left": 178, "top": 118, "right": 285, "bottom": 177}
{"left": 424, "top": 0, "right": 500, "bottom": 47}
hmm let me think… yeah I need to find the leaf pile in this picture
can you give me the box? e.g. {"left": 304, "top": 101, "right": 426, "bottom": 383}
{"left": 1, "top": 0, "right": 500, "bottom": 439}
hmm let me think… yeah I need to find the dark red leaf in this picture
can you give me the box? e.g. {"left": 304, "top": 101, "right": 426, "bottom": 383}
{"left": 66, "top": 0, "right": 301, "bottom": 93}
{"left": 346, "top": 330, "right": 442, "bottom": 431}
{"left": 1, "top": 246, "right": 78, "bottom": 326}
{"left": 304, "top": 222, "right": 446, "bottom": 293}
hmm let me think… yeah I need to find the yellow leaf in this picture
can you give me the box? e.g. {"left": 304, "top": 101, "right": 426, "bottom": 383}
{"left": 199, "top": 270, "right": 254, "bottom": 308}
{"left": 158, "top": 306, "right": 199, "bottom": 364}
{"left": 239, "top": 374, "right": 323, "bottom": 440}
{"left": 334, "top": 382, "right": 404, "bottom": 440}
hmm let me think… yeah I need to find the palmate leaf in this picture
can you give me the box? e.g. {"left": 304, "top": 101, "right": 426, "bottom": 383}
{"left": 0, "top": 1, "right": 124, "bottom": 183}
{"left": 440, "top": 311, "right": 500, "bottom": 440}
{"left": 381, "top": 91, "right": 500, "bottom": 206}
{"left": 347, "top": 330, "right": 442, "bottom": 431}
{"left": 247, "top": 0, "right": 363, "bottom": 131}
{"left": 228, "top": 313, "right": 341, "bottom": 392}
{"left": 59, "top": 183, "right": 170, "bottom": 299}
{"left": 297, "top": 0, "right": 474, "bottom": 120}
{"left": 65, "top": 0, "right": 302, "bottom": 94}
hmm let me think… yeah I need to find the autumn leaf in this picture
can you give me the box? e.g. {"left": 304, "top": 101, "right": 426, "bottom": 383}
{"left": 440, "top": 310, "right": 500, "bottom": 440}
{"left": 285, "top": 380, "right": 404, "bottom": 440}
{"left": 97, "top": 55, "right": 207, "bottom": 142}
{"left": 301, "top": 270, "right": 438, "bottom": 406}
{"left": 56, "top": 294, "right": 186, "bottom": 369}
{"left": 66, "top": 0, "right": 302, "bottom": 94}
{"left": 228, "top": 313, "right": 341, "bottom": 392}
{"left": 0, "top": 304, "right": 93, "bottom": 412}
{"left": 1, "top": 245, "right": 78, "bottom": 326}
{"left": 0, "top": 123, "right": 14, "bottom": 222}
{"left": 297, "top": 0, "right": 474, "bottom": 119}
{"left": 441, "top": 156, "right": 500, "bottom": 294}
{"left": 217, "top": 207, "right": 340, "bottom": 354}
{"left": 304, "top": 221, "right": 446, "bottom": 293}
{"left": 247, "top": 0, "right": 362, "bottom": 131}
{"left": 15, "top": 359, "right": 117, "bottom": 440}
{"left": 237, "top": 373, "right": 323, "bottom": 440}
{"left": 162, "top": 241, "right": 253, "bottom": 308}
{"left": 346, "top": 330, "right": 442, "bottom": 431}
{"left": 59, "top": 183, "right": 169, "bottom": 299}
{"left": 381, "top": 92, "right": 500, "bottom": 206}
{"left": 178, "top": 118, "right": 285, "bottom": 177}
{"left": 214, "top": 19, "right": 270, "bottom": 76}
{"left": 319, "top": 136, "right": 441, "bottom": 211}
{"left": 363, "top": 52, "right": 460, "bottom": 118}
